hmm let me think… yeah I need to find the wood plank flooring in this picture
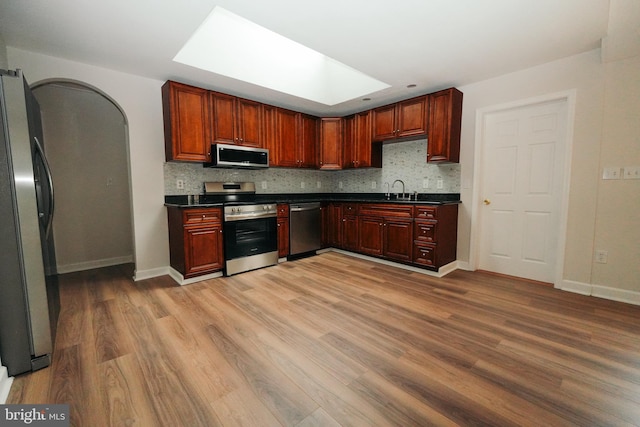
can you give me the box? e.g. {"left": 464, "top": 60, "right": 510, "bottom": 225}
{"left": 7, "top": 252, "right": 640, "bottom": 426}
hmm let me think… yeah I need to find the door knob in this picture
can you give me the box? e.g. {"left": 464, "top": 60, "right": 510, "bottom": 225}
{"left": 483, "top": 199, "right": 491, "bottom": 205}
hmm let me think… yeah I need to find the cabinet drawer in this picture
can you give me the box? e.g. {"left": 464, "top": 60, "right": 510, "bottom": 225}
{"left": 413, "top": 243, "right": 436, "bottom": 267}
{"left": 343, "top": 203, "right": 358, "bottom": 215}
{"left": 415, "top": 206, "right": 437, "bottom": 220}
{"left": 414, "top": 220, "right": 437, "bottom": 242}
{"left": 277, "top": 204, "right": 289, "bottom": 217}
{"left": 183, "top": 208, "right": 222, "bottom": 224}
{"left": 359, "top": 203, "right": 413, "bottom": 218}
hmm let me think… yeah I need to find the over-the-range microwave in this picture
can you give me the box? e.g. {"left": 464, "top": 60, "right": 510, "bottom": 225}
{"left": 204, "top": 143, "right": 269, "bottom": 169}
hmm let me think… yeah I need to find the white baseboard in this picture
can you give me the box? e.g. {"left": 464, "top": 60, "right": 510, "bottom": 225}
{"left": 133, "top": 266, "right": 170, "bottom": 282}
{"left": 167, "top": 267, "right": 223, "bottom": 286}
{"left": 0, "top": 363, "right": 13, "bottom": 404}
{"left": 560, "top": 279, "right": 640, "bottom": 306}
{"left": 327, "top": 248, "right": 458, "bottom": 278}
{"left": 56, "top": 255, "right": 134, "bottom": 274}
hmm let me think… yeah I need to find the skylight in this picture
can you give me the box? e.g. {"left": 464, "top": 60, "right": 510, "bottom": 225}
{"left": 173, "top": 7, "right": 390, "bottom": 106}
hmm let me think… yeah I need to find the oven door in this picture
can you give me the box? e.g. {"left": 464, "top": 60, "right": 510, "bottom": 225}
{"left": 224, "top": 216, "right": 277, "bottom": 261}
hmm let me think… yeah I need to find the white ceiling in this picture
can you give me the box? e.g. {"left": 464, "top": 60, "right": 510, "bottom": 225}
{"left": 0, "top": 0, "right": 612, "bottom": 116}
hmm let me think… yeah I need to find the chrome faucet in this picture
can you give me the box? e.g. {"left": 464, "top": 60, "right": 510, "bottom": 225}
{"left": 392, "top": 179, "right": 406, "bottom": 199}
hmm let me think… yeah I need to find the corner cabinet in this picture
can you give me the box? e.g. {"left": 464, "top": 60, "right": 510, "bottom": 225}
{"left": 343, "top": 111, "right": 381, "bottom": 169}
{"left": 167, "top": 207, "right": 224, "bottom": 278}
{"left": 162, "top": 81, "right": 211, "bottom": 162}
{"left": 427, "top": 88, "right": 463, "bottom": 163}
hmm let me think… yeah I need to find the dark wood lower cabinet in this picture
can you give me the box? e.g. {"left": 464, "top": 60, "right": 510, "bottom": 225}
{"left": 167, "top": 207, "right": 224, "bottom": 278}
{"left": 277, "top": 204, "right": 290, "bottom": 258}
{"left": 358, "top": 216, "right": 384, "bottom": 256}
{"left": 323, "top": 202, "right": 458, "bottom": 272}
{"left": 342, "top": 215, "right": 359, "bottom": 252}
{"left": 383, "top": 218, "right": 413, "bottom": 262}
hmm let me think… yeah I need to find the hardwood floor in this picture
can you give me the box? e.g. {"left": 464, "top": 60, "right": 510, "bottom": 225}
{"left": 7, "top": 252, "right": 640, "bottom": 426}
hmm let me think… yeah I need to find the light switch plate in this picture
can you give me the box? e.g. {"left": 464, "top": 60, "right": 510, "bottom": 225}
{"left": 602, "top": 167, "right": 621, "bottom": 180}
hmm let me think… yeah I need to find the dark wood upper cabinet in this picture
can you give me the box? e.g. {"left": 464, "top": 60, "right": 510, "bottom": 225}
{"left": 162, "top": 81, "right": 211, "bottom": 162}
{"left": 427, "top": 88, "right": 463, "bottom": 163}
{"left": 319, "top": 118, "right": 342, "bottom": 170}
{"left": 210, "top": 92, "right": 263, "bottom": 148}
{"left": 162, "top": 80, "right": 462, "bottom": 166}
{"left": 343, "top": 111, "right": 381, "bottom": 169}
{"left": 372, "top": 95, "right": 428, "bottom": 141}
{"left": 275, "top": 107, "right": 300, "bottom": 168}
{"left": 298, "top": 114, "right": 318, "bottom": 168}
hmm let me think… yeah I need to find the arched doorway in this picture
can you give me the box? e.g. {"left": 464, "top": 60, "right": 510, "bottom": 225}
{"left": 32, "top": 80, "right": 135, "bottom": 273}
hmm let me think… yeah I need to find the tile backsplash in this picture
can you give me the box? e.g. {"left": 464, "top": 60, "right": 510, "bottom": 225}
{"left": 164, "top": 139, "right": 460, "bottom": 195}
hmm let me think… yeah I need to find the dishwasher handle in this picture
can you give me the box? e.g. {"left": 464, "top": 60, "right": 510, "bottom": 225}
{"left": 290, "top": 202, "right": 321, "bottom": 212}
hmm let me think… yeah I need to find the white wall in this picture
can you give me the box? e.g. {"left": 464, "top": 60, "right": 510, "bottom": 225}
{"left": 7, "top": 47, "right": 169, "bottom": 279}
{"left": 0, "top": 34, "right": 7, "bottom": 69}
{"left": 34, "top": 84, "right": 134, "bottom": 273}
{"left": 458, "top": 48, "right": 640, "bottom": 300}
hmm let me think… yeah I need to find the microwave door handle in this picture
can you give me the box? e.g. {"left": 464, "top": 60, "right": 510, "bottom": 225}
{"left": 34, "top": 136, "right": 55, "bottom": 237}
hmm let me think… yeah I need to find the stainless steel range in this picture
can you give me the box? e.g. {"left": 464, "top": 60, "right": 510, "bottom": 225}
{"left": 204, "top": 182, "right": 278, "bottom": 276}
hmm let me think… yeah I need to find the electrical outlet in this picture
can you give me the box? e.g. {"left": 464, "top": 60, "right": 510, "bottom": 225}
{"left": 602, "top": 167, "right": 621, "bottom": 180}
{"left": 106, "top": 177, "right": 113, "bottom": 187}
{"left": 422, "top": 178, "right": 429, "bottom": 189}
{"left": 437, "top": 179, "right": 444, "bottom": 189}
{"left": 339, "top": 181, "right": 343, "bottom": 189}
{"left": 623, "top": 166, "right": 640, "bottom": 179}
{"left": 371, "top": 181, "right": 377, "bottom": 189}
{"left": 594, "top": 249, "right": 608, "bottom": 264}
{"left": 176, "top": 179, "right": 184, "bottom": 190}
{"left": 317, "top": 181, "right": 322, "bottom": 189}
{"left": 261, "top": 181, "right": 267, "bottom": 189}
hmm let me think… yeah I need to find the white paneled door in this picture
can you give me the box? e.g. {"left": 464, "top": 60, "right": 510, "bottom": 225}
{"left": 479, "top": 98, "right": 568, "bottom": 283}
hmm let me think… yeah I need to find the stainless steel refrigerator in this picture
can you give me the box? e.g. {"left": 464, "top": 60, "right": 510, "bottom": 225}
{"left": 0, "top": 69, "right": 59, "bottom": 376}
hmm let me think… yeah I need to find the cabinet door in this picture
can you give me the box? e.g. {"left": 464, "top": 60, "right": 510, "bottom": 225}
{"left": 237, "top": 98, "right": 263, "bottom": 147}
{"left": 427, "top": 88, "right": 462, "bottom": 163}
{"left": 383, "top": 219, "right": 413, "bottom": 262}
{"left": 342, "top": 115, "right": 356, "bottom": 168}
{"left": 277, "top": 217, "right": 289, "bottom": 257}
{"left": 326, "top": 203, "right": 343, "bottom": 247}
{"left": 210, "top": 92, "right": 236, "bottom": 145}
{"left": 396, "top": 96, "right": 428, "bottom": 138}
{"left": 343, "top": 215, "right": 359, "bottom": 251}
{"left": 299, "top": 114, "right": 318, "bottom": 168}
{"left": 372, "top": 104, "right": 397, "bottom": 141}
{"left": 319, "top": 118, "right": 342, "bottom": 170}
{"left": 358, "top": 216, "right": 384, "bottom": 256}
{"left": 354, "top": 110, "right": 378, "bottom": 168}
{"left": 184, "top": 224, "right": 224, "bottom": 277}
{"left": 276, "top": 108, "right": 299, "bottom": 167}
{"left": 263, "top": 105, "right": 279, "bottom": 165}
{"left": 162, "top": 81, "right": 211, "bottom": 162}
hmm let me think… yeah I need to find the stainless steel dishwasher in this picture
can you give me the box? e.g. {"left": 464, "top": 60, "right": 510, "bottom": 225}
{"left": 289, "top": 202, "right": 322, "bottom": 256}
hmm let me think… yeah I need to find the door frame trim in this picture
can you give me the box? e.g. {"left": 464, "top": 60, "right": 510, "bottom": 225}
{"left": 469, "top": 89, "right": 577, "bottom": 288}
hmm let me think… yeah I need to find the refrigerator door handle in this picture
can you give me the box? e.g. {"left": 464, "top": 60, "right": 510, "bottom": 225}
{"left": 33, "top": 136, "right": 54, "bottom": 237}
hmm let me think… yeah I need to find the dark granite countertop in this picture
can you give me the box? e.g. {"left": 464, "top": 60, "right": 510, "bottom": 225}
{"left": 165, "top": 193, "right": 460, "bottom": 208}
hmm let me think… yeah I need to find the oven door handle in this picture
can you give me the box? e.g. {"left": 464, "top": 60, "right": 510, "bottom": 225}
{"left": 225, "top": 212, "right": 276, "bottom": 221}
